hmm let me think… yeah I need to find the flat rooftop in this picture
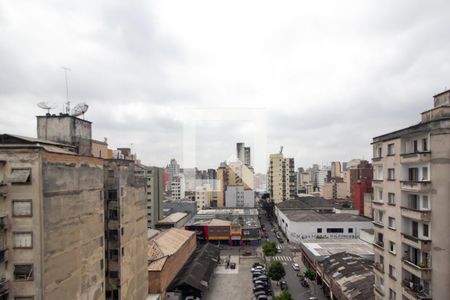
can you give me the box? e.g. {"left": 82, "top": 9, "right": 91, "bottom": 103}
{"left": 157, "top": 212, "right": 188, "bottom": 224}
{"left": 301, "top": 239, "right": 374, "bottom": 261}
{"left": 197, "top": 208, "right": 258, "bottom": 216}
{"left": 282, "top": 210, "right": 371, "bottom": 222}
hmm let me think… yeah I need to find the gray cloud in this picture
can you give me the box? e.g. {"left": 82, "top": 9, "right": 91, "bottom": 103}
{"left": 1, "top": 0, "right": 450, "bottom": 173}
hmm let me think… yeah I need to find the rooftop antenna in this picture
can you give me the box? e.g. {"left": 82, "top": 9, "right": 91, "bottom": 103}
{"left": 279, "top": 146, "right": 283, "bottom": 154}
{"left": 61, "top": 66, "right": 71, "bottom": 114}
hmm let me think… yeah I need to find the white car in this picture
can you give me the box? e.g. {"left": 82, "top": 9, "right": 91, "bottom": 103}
{"left": 292, "top": 263, "right": 300, "bottom": 271}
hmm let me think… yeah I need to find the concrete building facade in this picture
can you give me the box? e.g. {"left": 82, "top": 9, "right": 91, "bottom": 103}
{"left": 135, "top": 165, "right": 164, "bottom": 229}
{"left": 371, "top": 90, "right": 450, "bottom": 300}
{"left": 268, "top": 153, "right": 296, "bottom": 203}
{"left": 170, "top": 175, "right": 185, "bottom": 200}
{"left": 224, "top": 186, "right": 255, "bottom": 208}
{"left": 0, "top": 134, "right": 105, "bottom": 300}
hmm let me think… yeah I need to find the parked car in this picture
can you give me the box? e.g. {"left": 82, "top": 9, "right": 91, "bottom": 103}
{"left": 185, "top": 296, "right": 200, "bottom": 300}
{"left": 251, "top": 266, "right": 265, "bottom": 272}
{"left": 279, "top": 280, "right": 288, "bottom": 290}
{"left": 253, "top": 262, "right": 263, "bottom": 268}
{"left": 254, "top": 280, "right": 268, "bottom": 286}
{"left": 252, "top": 272, "right": 266, "bottom": 278}
{"left": 254, "top": 291, "right": 267, "bottom": 297}
{"left": 242, "top": 250, "right": 252, "bottom": 256}
{"left": 291, "top": 263, "right": 300, "bottom": 271}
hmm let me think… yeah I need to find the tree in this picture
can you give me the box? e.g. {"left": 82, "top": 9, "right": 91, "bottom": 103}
{"left": 268, "top": 261, "right": 286, "bottom": 281}
{"left": 262, "top": 242, "right": 277, "bottom": 257}
{"left": 274, "top": 290, "right": 293, "bottom": 300}
{"left": 304, "top": 268, "right": 316, "bottom": 281}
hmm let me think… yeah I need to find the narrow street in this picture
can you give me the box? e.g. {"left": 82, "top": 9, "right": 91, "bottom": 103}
{"left": 259, "top": 207, "right": 327, "bottom": 300}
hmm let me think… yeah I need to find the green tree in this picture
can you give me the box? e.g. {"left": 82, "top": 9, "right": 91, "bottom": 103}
{"left": 304, "top": 268, "right": 316, "bottom": 281}
{"left": 268, "top": 261, "right": 286, "bottom": 281}
{"left": 262, "top": 242, "right": 277, "bottom": 256}
{"left": 274, "top": 290, "right": 293, "bottom": 300}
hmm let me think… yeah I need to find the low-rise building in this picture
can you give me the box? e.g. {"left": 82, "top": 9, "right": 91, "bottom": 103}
{"left": 275, "top": 198, "right": 372, "bottom": 242}
{"left": 317, "top": 252, "right": 374, "bottom": 300}
{"left": 155, "top": 212, "right": 191, "bottom": 230}
{"left": 147, "top": 228, "right": 196, "bottom": 299}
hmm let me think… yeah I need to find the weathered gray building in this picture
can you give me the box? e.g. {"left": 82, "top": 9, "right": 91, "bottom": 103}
{"left": 0, "top": 134, "right": 105, "bottom": 299}
{"left": 135, "top": 165, "right": 164, "bottom": 229}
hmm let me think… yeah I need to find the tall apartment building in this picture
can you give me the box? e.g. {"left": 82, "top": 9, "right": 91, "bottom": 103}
{"left": 167, "top": 159, "right": 180, "bottom": 188}
{"left": 330, "top": 161, "right": 342, "bottom": 178}
{"left": 349, "top": 160, "right": 373, "bottom": 216}
{"left": 236, "top": 142, "right": 251, "bottom": 167}
{"left": 0, "top": 134, "right": 105, "bottom": 300}
{"left": 104, "top": 160, "right": 148, "bottom": 300}
{"left": 135, "top": 165, "right": 164, "bottom": 229}
{"left": 267, "top": 152, "right": 296, "bottom": 203}
{"left": 371, "top": 90, "right": 450, "bottom": 300}
{"left": 170, "top": 175, "right": 185, "bottom": 200}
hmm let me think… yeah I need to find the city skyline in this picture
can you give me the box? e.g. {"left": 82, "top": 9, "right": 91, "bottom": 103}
{"left": 1, "top": 1, "right": 450, "bottom": 172}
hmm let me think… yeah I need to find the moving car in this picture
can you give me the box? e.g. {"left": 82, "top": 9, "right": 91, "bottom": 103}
{"left": 291, "top": 263, "right": 300, "bottom": 271}
{"left": 276, "top": 245, "right": 282, "bottom": 253}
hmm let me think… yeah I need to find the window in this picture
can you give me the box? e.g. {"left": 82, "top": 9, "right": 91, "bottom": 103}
{"left": 14, "top": 232, "right": 32, "bottom": 248}
{"left": 107, "top": 190, "right": 117, "bottom": 201}
{"left": 389, "top": 265, "right": 396, "bottom": 278}
{"left": 10, "top": 168, "right": 31, "bottom": 184}
{"left": 107, "top": 170, "right": 114, "bottom": 178}
{"left": 423, "top": 224, "right": 429, "bottom": 237}
{"left": 408, "top": 194, "right": 420, "bottom": 209}
{"left": 389, "top": 241, "right": 396, "bottom": 254}
{"left": 14, "top": 264, "right": 33, "bottom": 280}
{"left": 378, "top": 189, "right": 383, "bottom": 201}
{"left": 13, "top": 200, "right": 32, "bottom": 217}
{"left": 317, "top": 228, "right": 322, "bottom": 233}
{"left": 326, "top": 228, "right": 344, "bottom": 233}
{"left": 422, "top": 195, "right": 429, "bottom": 209}
{"left": 121, "top": 227, "right": 124, "bottom": 236}
{"left": 413, "top": 140, "right": 418, "bottom": 153}
{"left": 422, "top": 167, "right": 428, "bottom": 181}
{"left": 388, "top": 193, "right": 395, "bottom": 205}
{"left": 348, "top": 228, "right": 353, "bottom": 233}
{"left": 100, "top": 259, "right": 104, "bottom": 270}
{"left": 110, "top": 249, "right": 119, "bottom": 261}
{"left": 377, "top": 146, "right": 382, "bottom": 157}
{"left": 408, "top": 168, "right": 419, "bottom": 181}
{"left": 109, "top": 271, "right": 119, "bottom": 278}
{"left": 422, "top": 138, "right": 428, "bottom": 152}
{"left": 377, "top": 210, "right": 384, "bottom": 223}
{"left": 389, "top": 289, "right": 396, "bottom": 300}
{"left": 108, "top": 209, "right": 118, "bottom": 220}
{"left": 388, "top": 168, "right": 395, "bottom": 180}
{"left": 388, "top": 217, "right": 396, "bottom": 229}
{"left": 121, "top": 247, "right": 124, "bottom": 256}
{"left": 387, "top": 143, "right": 395, "bottom": 155}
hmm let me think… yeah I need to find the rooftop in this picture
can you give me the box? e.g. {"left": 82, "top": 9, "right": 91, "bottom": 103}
{"left": 197, "top": 208, "right": 258, "bottom": 216}
{"left": 276, "top": 197, "right": 337, "bottom": 210}
{"left": 147, "top": 228, "right": 195, "bottom": 271}
{"left": 281, "top": 210, "right": 370, "bottom": 222}
{"left": 301, "top": 239, "right": 374, "bottom": 261}
{"left": 319, "top": 252, "right": 374, "bottom": 300}
{"left": 0, "top": 134, "right": 76, "bottom": 154}
{"left": 157, "top": 212, "right": 189, "bottom": 224}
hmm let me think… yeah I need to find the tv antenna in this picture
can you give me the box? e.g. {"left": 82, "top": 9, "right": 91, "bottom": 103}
{"left": 37, "top": 101, "right": 57, "bottom": 114}
{"left": 70, "top": 102, "right": 89, "bottom": 118}
{"left": 61, "top": 66, "right": 71, "bottom": 114}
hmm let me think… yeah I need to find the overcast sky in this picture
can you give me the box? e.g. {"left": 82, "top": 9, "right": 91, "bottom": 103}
{"left": 1, "top": 0, "right": 449, "bottom": 172}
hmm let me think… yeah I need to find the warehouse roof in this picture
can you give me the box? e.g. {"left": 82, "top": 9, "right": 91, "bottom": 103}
{"left": 276, "top": 197, "right": 337, "bottom": 210}
{"left": 319, "top": 252, "right": 374, "bottom": 300}
{"left": 282, "top": 210, "right": 370, "bottom": 222}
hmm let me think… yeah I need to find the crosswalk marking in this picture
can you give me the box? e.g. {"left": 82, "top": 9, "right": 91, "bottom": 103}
{"left": 269, "top": 256, "right": 293, "bottom": 262}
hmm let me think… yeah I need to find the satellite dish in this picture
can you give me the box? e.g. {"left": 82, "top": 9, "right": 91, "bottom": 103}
{"left": 37, "top": 101, "right": 57, "bottom": 114}
{"left": 71, "top": 102, "right": 89, "bottom": 117}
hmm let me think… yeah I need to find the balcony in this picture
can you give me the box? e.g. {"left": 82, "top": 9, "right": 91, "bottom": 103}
{"left": 372, "top": 157, "right": 383, "bottom": 162}
{"left": 373, "top": 284, "right": 385, "bottom": 296}
{"left": 372, "top": 199, "right": 384, "bottom": 206}
{"left": 0, "top": 216, "right": 7, "bottom": 230}
{"left": 402, "top": 280, "right": 432, "bottom": 300}
{"left": 402, "top": 257, "right": 432, "bottom": 280}
{"left": 374, "top": 262, "right": 384, "bottom": 273}
{"left": 373, "top": 240, "right": 384, "bottom": 250}
{"left": 400, "top": 181, "right": 431, "bottom": 193}
{"left": 0, "top": 184, "right": 6, "bottom": 198}
{"left": 400, "top": 152, "right": 431, "bottom": 164}
{"left": 401, "top": 233, "right": 431, "bottom": 252}
{"left": 0, "top": 278, "right": 8, "bottom": 297}
{"left": 372, "top": 220, "right": 384, "bottom": 228}
{"left": 401, "top": 207, "right": 431, "bottom": 222}
{"left": 0, "top": 247, "right": 7, "bottom": 263}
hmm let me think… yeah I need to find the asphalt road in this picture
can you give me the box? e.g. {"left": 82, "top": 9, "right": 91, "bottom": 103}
{"left": 259, "top": 208, "right": 321, "bottom": 300}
